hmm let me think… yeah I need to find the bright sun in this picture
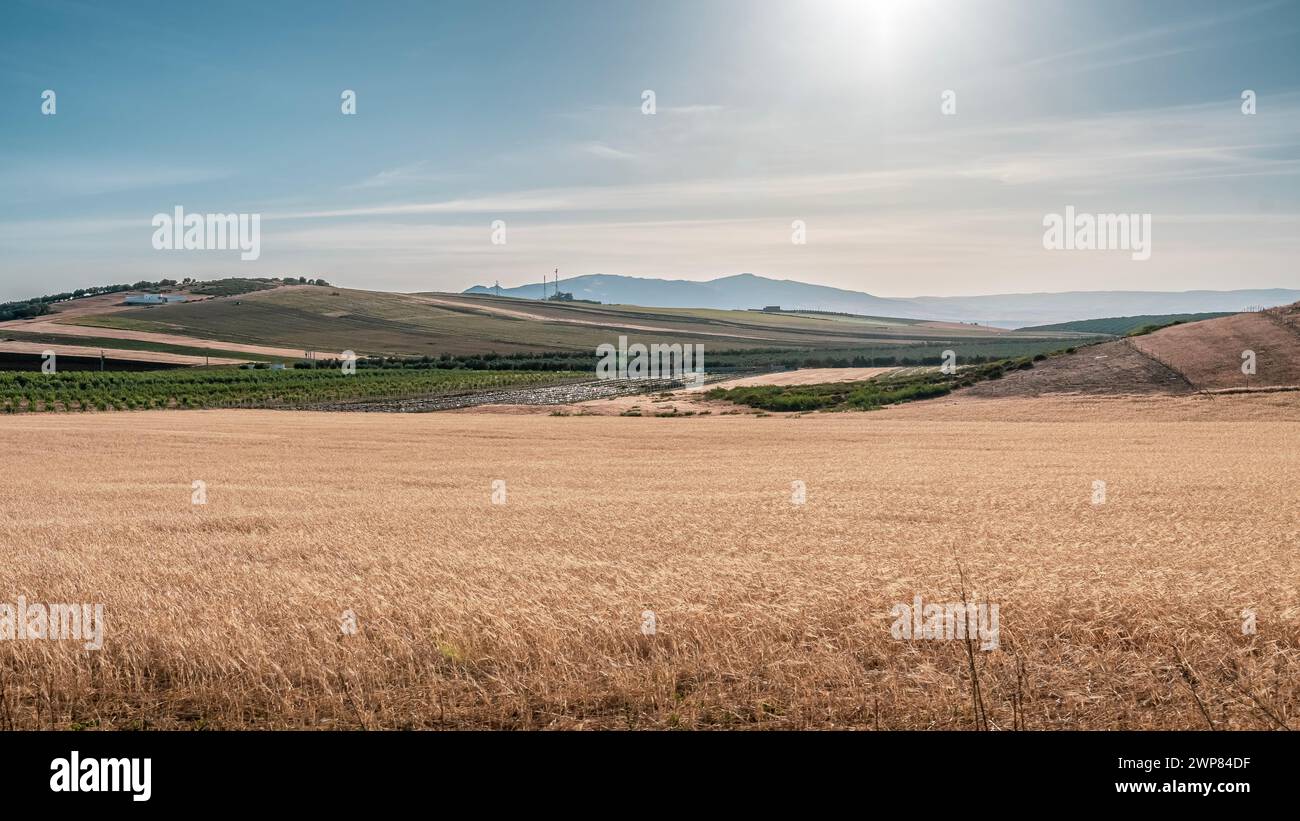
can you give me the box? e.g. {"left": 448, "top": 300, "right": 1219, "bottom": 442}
{"left": 840, "top": 0, "right": 930, "bottom": 68}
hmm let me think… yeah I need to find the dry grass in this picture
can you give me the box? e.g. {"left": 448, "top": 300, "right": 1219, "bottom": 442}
{"left": 1130, "top": 311, "right": 1300, "bottom": 390}
{"left": 1, "top": 395, "right": 1297, "bottom": 729}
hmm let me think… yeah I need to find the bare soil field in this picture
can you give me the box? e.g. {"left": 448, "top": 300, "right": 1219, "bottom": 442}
{"left": 1129, "top": 312, "right": 1300, "bottom": 391}
{"left": 1, "top": 396, "right": 1296, "bottom": 730}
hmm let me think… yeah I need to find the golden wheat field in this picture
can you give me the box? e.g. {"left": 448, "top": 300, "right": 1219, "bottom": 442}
{"left": 1, "top": 394, "right": 1298, "bottom": 730}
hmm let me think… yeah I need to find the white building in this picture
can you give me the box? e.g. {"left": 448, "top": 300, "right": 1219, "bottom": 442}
{"left": 124, "top": 293, "right": 188, "bottom": 305}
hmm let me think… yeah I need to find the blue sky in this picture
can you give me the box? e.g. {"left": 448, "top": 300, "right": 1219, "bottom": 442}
{"left": 2, "top": 0, "right": 1299, "bottom": 301}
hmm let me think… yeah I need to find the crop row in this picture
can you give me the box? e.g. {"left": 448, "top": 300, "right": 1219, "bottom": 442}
{"left": 0, "top": 368, "right": 582, "bottom": 413}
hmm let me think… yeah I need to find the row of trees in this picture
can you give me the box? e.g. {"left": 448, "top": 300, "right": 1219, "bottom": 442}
{"left": 0, "top": 368, "right": 571, "bottom": 413}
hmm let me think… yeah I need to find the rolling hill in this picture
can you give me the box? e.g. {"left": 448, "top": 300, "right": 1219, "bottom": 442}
{"left": 465, "top": 273, "right": 1300, "bottom": 328}
{"left": 0, "top": 280, "right": 1095, "bottom": 369}
{"left": 964, "top": 304, "right": 1300, "bottom": 397}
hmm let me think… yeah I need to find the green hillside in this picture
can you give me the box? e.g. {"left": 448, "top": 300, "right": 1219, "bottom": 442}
{"left": 1018, "top": 312, "right": 1233, "bottom": 336}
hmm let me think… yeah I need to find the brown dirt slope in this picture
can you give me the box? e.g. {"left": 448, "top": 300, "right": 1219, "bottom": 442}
{"left": 962, "top": 304, "right": 1300, "bottom": 397}
{"left": 963, "top": 339, "right": 1194, "bottom": 397}
{"left": 1129, "top": 310, "right": 1300, "bottom": 391}
{"left": 1269, "top": 300, "right": 1300, "bottom": 333}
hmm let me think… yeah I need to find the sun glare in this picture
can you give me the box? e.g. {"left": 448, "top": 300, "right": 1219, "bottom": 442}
{"left": 835, "top": 0, "right": 928, "bottom": 69}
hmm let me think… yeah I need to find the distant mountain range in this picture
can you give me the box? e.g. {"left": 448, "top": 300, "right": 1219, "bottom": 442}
{"left": 463, "top": 273, "right": 1300, "bottom": 328}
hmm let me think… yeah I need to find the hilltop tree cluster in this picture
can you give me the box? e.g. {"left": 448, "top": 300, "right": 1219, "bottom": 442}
{"left": 0, "top": 276, "right": 332, "bottom": 322}
{"left": 0, "top": 281, "right": 178, "bottom": 321}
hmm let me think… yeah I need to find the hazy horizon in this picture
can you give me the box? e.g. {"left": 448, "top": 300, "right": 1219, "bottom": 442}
{"left": 4, "top": 0, "right": 1300, "bottom": 303}
{"left": 463, "top": 271, "right": 1300, "bottom": 300}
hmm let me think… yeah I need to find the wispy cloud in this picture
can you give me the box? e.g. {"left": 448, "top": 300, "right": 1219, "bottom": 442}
{"left": 5, "top": 0, "right": 1299, "bottom": 298}
{"left": 0, "top": 165, "right": 230, "bottom": 203}
{"left": 1012, "top": 1, "right": 1283, "bottom": 74}
{"left": 661, "top": 104, "right": 725, "bottom": 115}
{"left": 269, "top": 96, "right": 1300, "bottom": 223}
{"left": 344, "top": 161, "right": 462, "bottom": 190}
{"left": 576, "top": 141, "right": 639, "bottom": 161}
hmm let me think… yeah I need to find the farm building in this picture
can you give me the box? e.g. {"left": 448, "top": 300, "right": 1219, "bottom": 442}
{"left": 124, "top": 294, "right": 188, "bottom": 305}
